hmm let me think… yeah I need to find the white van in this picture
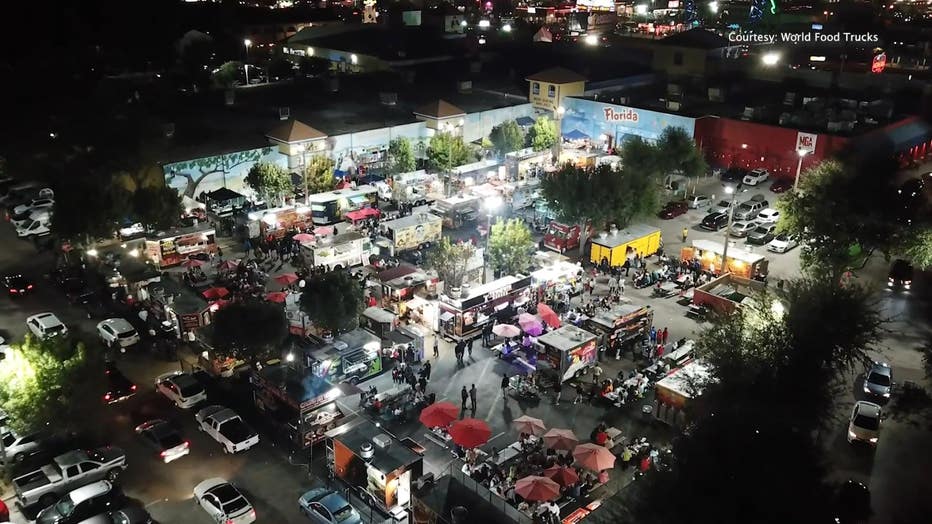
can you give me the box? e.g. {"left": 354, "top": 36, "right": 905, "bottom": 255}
{"left": 12, "top": 208, "right": 51, "bottom": 229}
{"left": 16, "top": 217, "right": 51, "bottom": 238}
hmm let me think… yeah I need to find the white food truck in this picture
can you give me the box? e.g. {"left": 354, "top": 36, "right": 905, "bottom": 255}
{"left": 300, "top": 231, "right": 372, "bottom": 271}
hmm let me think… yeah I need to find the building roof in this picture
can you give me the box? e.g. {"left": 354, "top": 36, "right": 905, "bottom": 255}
{"left": 591, "top": 224, "right": 661, "bottom": 249}
{"left": 413, "top": 99, "right": 466, "bottom": 119}
{"left": 659, "top": 28, "right": 732, "bottom": 50}
{"left": 330, "top": 418, "right": 422, "bottom": 474}
{"left": 266, "top": 119, "right": 328, "bottom": 143}
{"left": 206, "top": 187, "right": 246, "bottom": 202}
{"left": 525, "top": 67, "right": 587, "bottom": 84}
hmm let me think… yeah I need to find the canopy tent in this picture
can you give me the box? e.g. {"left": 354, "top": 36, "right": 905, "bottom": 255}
{"left": 344, "top": 207, "right": 381, "bottom": 222}
{"left": 563, "top": 129, "right": 589, "bottom": 141}
{"left": 515, "top": 116, "right": 535, "bottom": 127}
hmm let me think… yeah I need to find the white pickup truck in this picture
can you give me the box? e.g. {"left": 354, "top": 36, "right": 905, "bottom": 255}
{"left": 195, "top": 406, "right": 259, "bottom": 454}
{"left": 13, "top": 447, "right": 126, "bottom": 508}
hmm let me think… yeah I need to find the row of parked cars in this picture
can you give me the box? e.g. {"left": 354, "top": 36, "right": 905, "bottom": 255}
{"left": 0, "top": 179, "right": 56, "bottom": 239}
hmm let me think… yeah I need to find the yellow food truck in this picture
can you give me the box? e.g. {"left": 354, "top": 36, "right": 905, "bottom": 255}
{"left": 589, "top": 224, "right": 662, "bottom": 267}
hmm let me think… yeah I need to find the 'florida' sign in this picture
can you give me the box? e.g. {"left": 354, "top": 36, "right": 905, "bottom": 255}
{"left": 603, "top": 107, "right": 640, "bottom": 123}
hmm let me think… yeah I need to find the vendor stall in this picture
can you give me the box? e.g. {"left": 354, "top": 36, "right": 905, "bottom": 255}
{"left": 143, "top": 225, "right": 218, "bottom": 268}
{"left": 692, "top": 273, "right": 767, "bottom": 316}
{"left": 438, "top": 275, "right": 532, "bottom": 340}
{"left": 589, "top": 224, "right": 662, "bottom": 267}
{"left": 204, "top": 187, "right": 247, "bottom": 217}
{"left": 300, "top": 328, "right": 385, "bottom": 385}
{"left": 681, "top": 239, "right": 769, "bottom": 279}
{"left": 245, "top": 205, "right": 313, "bottom": 240}
{"left": 530, "top": 251, "right": 584, "bottom": 302}
{"left": 505, "top": 147, "right": 550, "bottom": 181}
{"left": 536, "top": 324, "right": 599, "bottom": 383}
{"left": 300, "top": 231, "right": 372, "bottom": 271}
{"left": 583, "top": 303, "right": 653, "bottom": 352}
{"left": 654, "top": 360, "right": 712, "bottom": 425}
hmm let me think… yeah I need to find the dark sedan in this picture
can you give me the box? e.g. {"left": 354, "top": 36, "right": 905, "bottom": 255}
{"left": 658, "top": 201, "right": 688, "bottom": 219}
{"left": 770, "top": 179, "right": 792, "bottom": 193}
{"left": 700, "top": 212, "right": 728, "bottom": 231}
{"left": 888, "top": 259, "right": 913, "bottom": 290}
{"left": 2, "top": 274, "right": 34, "bottom": 297}
{"left": 105, "top": 364, "right": 137, "bottom": 404}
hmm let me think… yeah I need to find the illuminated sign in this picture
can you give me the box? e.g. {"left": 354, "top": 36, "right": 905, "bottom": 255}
{"left": 603, "top": 107, "right": 640, "bottom": 123}
{"left": 872, "top": 51, "right": 886, "bottom": 74}
{"left": 796, "top": 132, "right": 817, "bottom": 154}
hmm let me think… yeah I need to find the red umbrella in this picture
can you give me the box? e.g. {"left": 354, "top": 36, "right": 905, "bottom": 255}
{"left": 449, "top": 418, "right": 492, "bottom": 449}
{"left": 217, "top": 259, "right": 240, "bottom": 272}
{"left": 202, "top": 287, "right": 230, "bottom": 300}
{"left": 514, "top": 475, "right": 561, "bottom": 502}
{"left": 543, "top": 465, "right": 579, "bottom": 487}
{"left": 182, "top": 259, "right": 206, "bottom": 269}
{"left": 543, "top": 428, "right": 579, "bottom": 451}
{"left": 274, "top": 273, "right": 300, "bottom": 286}
{"left": 264, "top": 291, "right": 288, "bottom": 303}
{"left": 293, "top": 233, "right": 315, "bottom": 243}
{"left": 419, "top": 402, "right": 460, "bottom": 428}
{"left": 536, "top": 303, "right": 561, "bottom": 328}
{"left": 207, "top": 299, "right": 231, "bottom": 311}
{"left": 573, "top": 443, "right": 616, "bottom": 472}
{"left": 513, "top": 415, "right": 547, "bottom": 436}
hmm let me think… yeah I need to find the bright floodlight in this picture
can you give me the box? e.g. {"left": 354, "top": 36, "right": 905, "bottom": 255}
{"left": 479, "top": 20, "right": 491, "bottom": 28}
{"left": 797, "top": 149, "right": 809, "bottom": 157}
{"left": 286, "top": 352, "right": 295, "bottom": 362}
{"left": 709, "top": 0, "right": 719, "bottom": 13}
{"left": 486, "top": 195, "right": 503, "bottom": 210}
{"left": 724, "top": 185, "right": 735, "bottom": 194}
{"left": 556, "top": 106, "right": 566, "bottom": 116}
{"left": 244, "top": 39, "right": 252, "bottom": 47}
{"left": 771, "top": 300, "right": 785, "bottom": 316}
{"left": 762, "top": 52, "right": 781, "bottom": 66}
{"left": 635, "top": 4, "right": 648, "bottom": 14}
{"left": 584, "top": 34, "right": 598, "bottom": 46}
{"left": 502, "top": 23, "right": 512, "bottom": 32}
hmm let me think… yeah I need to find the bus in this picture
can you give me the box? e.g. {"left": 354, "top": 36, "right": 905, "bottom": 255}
{"left": 306, "top": 185, "right": 378, "bottom": 225}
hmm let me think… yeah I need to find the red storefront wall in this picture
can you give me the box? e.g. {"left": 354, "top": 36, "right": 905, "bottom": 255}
{"left": 694, "top": 117, "right": 850, "bottom": 180}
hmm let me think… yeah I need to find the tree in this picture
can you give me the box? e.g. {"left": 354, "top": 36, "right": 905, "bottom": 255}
{"left": 167, "top": 147, "right": 275, "bottom": 199}
{"left": 487, "top": 219, "right": 535, "bottom": 276}
{"left": 387, "top": 138, "right": 416, "bottom": 176}
{"left": 299, "top": 272, "right": 365, "bottom": 334}
{"left": 51, "top": 176, "right": 131, "bottom": 243}
{"left": 211, "top": 301, "right": 288, "bottom": 362}
{"left": 132, "top": 186, "right": 182, "bottom": 230}
{"left": 303, "top": 155, "right": 335, "bottom": 196}
{"left": 212, "top": 61, "right": 241, "bottom": 89}
{"left": 902, "top": 225, "right": 932, "bottom": 270}
{"left": 527, "top": 115, "right": 557, "bottom": 152}
{"left": 0, "top": 334, "right": 104, "bottom": 435}
{"left": 246, "top": 161, "right": 292, "bottom": 205}
{"left": 427, "top": 237, "right": 477, "bottom": 290}
{"left": 426, "top": 132, "right": 471, "bottom": 171}
{"left": 654, "top": 126, "right": 707, "bottom": 178}
{"left": 489, "top": 121, "right": 525, "bottom": 157}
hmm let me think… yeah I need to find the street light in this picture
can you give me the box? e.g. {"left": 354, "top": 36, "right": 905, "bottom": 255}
{"left": 793, "top": 149, "right": 809, "bottom": 191}
{"left": 719, "top": 185, "right": 738, "bottom": 277}
{"left": 709, "top": 0, "right": 719, "bottom": 13}
{"left": 761, "top": 52, "right": 781, "bottom": 66}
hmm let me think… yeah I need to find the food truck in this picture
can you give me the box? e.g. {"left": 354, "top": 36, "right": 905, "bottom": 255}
{"left": 450, "top": 159, "right": 504, "bottom": 185}
{"left": 244, "top": 205, "right": 314, "bottom": 240}
{"left": 302, "top": 329, "right": 384, "bottom": 385}
{"left": 438, "top": 274, "right": 532, "bottom": 340}
{"left": 375, "top": 170, "right": 439, "bottom": 207}
{"left": 375, "top": 212, "right": 442, "bottom": 257}
{"left": 590, "top": 224, "right": 662, "bottom": 267}
{"left": 536, "top": 325, "right": 599, "bottom": 383}
{"left": 430, "top": 194, "right": 480, "bottom": 229}
{"left": 505, "top": 147, "right": 550, "bottom": 181}
{"left": 143, "top": 225, "right": 218, "bottom": 268}
{"left": 654, "top": 360, "right": 712, "bottom": 425}
{"left": 300, "top": 231, "right": 372, "bottom": 270}
{"left": 583, "top": 303, "right": 653, "bottom": 351}
{"left": 543, "top": 221, "right": 589, "bottom": 253}
{"left": 681, "top": 239, "right": 769, "bottom": 279}
{"left": 307, "top": 185, "right": 378, "bottom": 225}
{"left": 359, "top": 307, "right": 426, "bottom": 360}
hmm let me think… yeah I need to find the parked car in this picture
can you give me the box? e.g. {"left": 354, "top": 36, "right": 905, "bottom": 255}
{"left": 1, "top": 429, "right": 47, "bottom": 464}
{"left": 746, "top": 223, "right": 778, "bottom": 245}
{"left": 834, "top": 479, "right": 871, "bottom": 524}
{"left": 770, "top": 179, "right": 792, "bottom": 193}
{"left": 847, "top": 401, "right": 882, "bottom": 446}
{"left": 155, "top": 372, "right": 207, "bottom": 409}
{"left": 36, "top": 480, "right": 121, "bottom": 524}
{"left": 12, "top": 198, "right": 54, "bottom": 218}
{"left": 26, "top": 312, "right": 68, "bottom": 339}
{"left": 658, "top": 201, "right": 688, "bottom": 219}
{"left": 720, "top": 168, "right": 746, "bottom": 184}
{"left": 863, "top": 362, "right": 893, "bottom": 399}
{"left": 700, "top": 212, "right": 729, "bottom": 231}
{"left": 193, "top": 478, "right": 256, "bottom": 524}
{"left": 299, "top": 488, "right": 362, "bottom": 524}
{"left": 117, "top": 223, "right": 146, "bottom": 240}
{"left": 685, "top": 195, "right": 712, "bottom": 209}
{"left": 134, "top": 419, "right": 190, "bottom": 464}
{"left": 710, "top": 199, "right": 737, "bottom": 214}
{"left": 13, "top": 447, "right": 126, "bottom": 508}
{"left": 887, "top": 259, "right": 913, "bottom": 290}
{"left": 104, "top": 365, "right": 136, "bottom": 404}
{"left": 195, "top": 406, "right": 259, "bottom": 454}
{"left": 767, "top": 233, "right": 798, "bottom": 253}
{"left": 2, "top": 274, "right": 34, "bottom": 297}
{"left": 755, "top": 208, "right": 780, "bottom": 223}
{"left": 733, "top": 198, "right": 769, "bottom": 221}
{"left": 728, "top": 220, "right": 757, "bottom": 238}
{"left": 742, "top": 168, "right": 769, "bottom": 186}
{"left": 96, "top": 319, "right": 140, "bottom": 349}
{"left": 16, "top": 218, "right": 51, "bottom": 239}
{"left": 80, "top": 505, "right": 154, "bottom": 524}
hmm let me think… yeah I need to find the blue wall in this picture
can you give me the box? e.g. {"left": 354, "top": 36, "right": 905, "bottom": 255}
{"left": 163, "top": 147, "right": 288, "bottom": 200}
{"left": 560, "top": 98, "right": 696, "bottom": 144}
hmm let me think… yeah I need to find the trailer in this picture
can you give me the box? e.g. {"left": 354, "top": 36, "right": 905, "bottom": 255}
{"left": 589, "top": 224, "right": 662, "bottom": 267}
{"left": 536, "top": 325, "right": 599, "bottom": 383}
{"left": 584, "top": 303, "right": 653, "bottom": 354}
{"left": 303, "top": 329, "right": 384, "bottom": 385}
{"left": 300, "top": 232, "right": 372, "bottom": 271}
{"left": 375, "top": 212, "right": 442, "bottom": 257}
{"left": 430, "top": 194, "right": 480, "bottom": 229}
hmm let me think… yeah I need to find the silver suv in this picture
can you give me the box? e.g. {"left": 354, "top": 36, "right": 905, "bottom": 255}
{"left": 733, "top": 197, "right": 769, "bottom": 221}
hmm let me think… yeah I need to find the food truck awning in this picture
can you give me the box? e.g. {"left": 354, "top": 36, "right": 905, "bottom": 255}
{"left": 655, "top": 360, "right": 712, "bottom": 401}
{"left": 345, "top": 208, "right": 380, "bottom": 222}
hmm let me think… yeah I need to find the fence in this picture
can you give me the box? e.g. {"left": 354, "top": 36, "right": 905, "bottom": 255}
{"left": 443, "top": 458, "right": 534, "bottom": 524}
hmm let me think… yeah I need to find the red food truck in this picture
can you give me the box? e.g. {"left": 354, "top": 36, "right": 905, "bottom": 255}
{"left": 543, "top": 221, "right": 589, "bottom": 253}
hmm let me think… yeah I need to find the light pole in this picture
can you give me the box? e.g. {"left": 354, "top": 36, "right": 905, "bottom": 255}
{"left": 442, "top": 122, "right": 455, "bottom": 196}
{"left": 244, "top": 39, "right": 253, "bottom": 84}
{"left": 298, "top": 143, "right": 309, "bottom": 204}
{"left": 793, "top": 149, "right": 809, "bottom": 192}
{"left": 553, "top": 106, "right": 565, "bottom": 164}
{"left": 484, "top": 195, "right": 503, "bottom": 283}
{"left": 719, "top": 185, "right": 737, "bottom": 276}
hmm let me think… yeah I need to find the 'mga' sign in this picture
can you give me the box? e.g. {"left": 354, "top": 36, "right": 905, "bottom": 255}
{"left": 603, "top": 107, "right": 640, "bottom": 123}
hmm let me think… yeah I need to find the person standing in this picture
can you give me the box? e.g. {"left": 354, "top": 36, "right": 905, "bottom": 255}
{"left": 661, "top": 327, "right": 669, "bottom": 346}
{"left": 591, "top": 364, "right": 603, "bottom": 384}
{"left": 461, "top": 386, "right": 469, "bottom": 410}
{"left": 621, "top": 446, "right": 633, "bottom": 470}
{"left": 681, "top": 227, "right": 688, "bottom": 243}
{"left": 423, "top": 361, "right": 432, "bottom": 381}
{"left": 483, "top": 322, "right": 494, "bottom": 347}
{"left": 553, "top": 380, "right": 562, "bottom": 406}
{"left": 501, "top": 374, "right": 510, "bottom": 395}
{"left": 649, "top": 326, "right": 657, "bottom": 345}
{"left": 619, "top": 276, "right": 626, "bottom": 294}
{"left": 608, "top": 275, "right": 618, "bottom": 294}
{"left": 433, "top": 338, "right": 439, "bottom": 359}
{"left": 469, "top": 384, "right": 477, "bottom": 412}
{"left": 468, "top": 337, "right": 474, "bottom": 358}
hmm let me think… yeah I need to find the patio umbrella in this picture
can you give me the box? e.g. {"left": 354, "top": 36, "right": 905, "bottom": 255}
{"left": 513, "top": 415, "right": 547, "bottom": 436}
{"left": 449, "top": 418, "right": 492, "bottom": 449}
{"left": 264, "top": 291, "right": 288, "bottom": 303}
{"left": 514, "top": 476, "right": 561, "bottom": 502}
{"left": 543, "top": 428, "right": 579, "bottom": 451}
{"left": 202, "top": 287, "right": 230, "bottom": 300}
{"left": 492, "top": 324, "right": 521, "bottom": 338}
{"left": 518, "top": 313, "right": 542, "bottom": 334}
{"left": 536, "top": 303, "right": 561, "bottom": 328}
{"left": 419, "top": 402, "right": 460, "bottom": 428}
{"left": 293, "top": 233, "right": 315, "bottom": 243}
{"left": 573, "top": 443, "right": 617, "bottom": 472}
{"left": 217, "top": 259, "right": 240, "bottom": 272}
{"left": 274, "top": 273, "right": 300, "bottom": 286}
{"left": 313, "top": 226, "right": 334, "bottom": 236}
{"left": 543, "top": 465, "right": 579, "bottom": 487}
{"left": 182, "top": 259, "right": 206, "bottom": 269}
{"left": 207, "top": 299, "right": 231, "bottom": 310}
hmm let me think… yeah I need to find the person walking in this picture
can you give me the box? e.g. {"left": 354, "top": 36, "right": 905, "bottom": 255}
{"left": 501, "top": 374, "right": 510, "bottom": 395}
{"left": 469, "top": 384, "right": 477, "bottom": 412}
{"left": 619, "top": 276, "right": 626, "bottom": 294}
{"left": 591, "top": 364, "right": 603, "bottom": 385}
{"left": 468, "top": 337, "right": 475, "bottom": 359}
{"left": 608, "top": 275, "right": 618, "bottom": 294}
{"left": 553, "top": 380, "right": 562, "bottom": 406}
{"left": 483, "top": 322, "right": 494, "bottom": 347}
{"left": 621, "top": 446, "right": 633, "bottom": 470}
{"left": 433, "top": 338, "right": 439, "bottom": 359}
{"left": 656, "top": 343, "right": 665, "bottom": 361}
{"left": 461, "top": 386, "right": 469, "bottom": 410}
{"left": 681, "top": 227, "right": 688, "bottom": 243}
{"left": 423, "top": 361, "right": 432, "bottom": 381}
{"left": 649, "top": 326, "right": 657, "bottom": 345}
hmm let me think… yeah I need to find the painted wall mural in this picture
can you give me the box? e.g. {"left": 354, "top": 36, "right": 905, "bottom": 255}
{"left": 163, "top": 147, "right": 288, "bottom": 200}
{"left": 560, "top": 98, "right": 697, "bottom": 145}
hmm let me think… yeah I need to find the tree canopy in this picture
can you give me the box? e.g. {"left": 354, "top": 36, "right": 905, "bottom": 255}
{"left": 212, "top": 61, "right": 240, "bottom": 88}
{"left": 304, "top": 155, "right": 335, "bottom": 196}
{"left": 487, "top": 218, "right": 535, "bottom": 276}
{"left": 246, "top": 161, "right": 292, "bottom": 205}
{"left": 489, "top": 121, "right": 525, "bottom": 157}
{"left": 211, "top": 301, "right": 289, "bottom": 361}
{"left": 654, "top": 126, "right": 708, "bottom": 178}
{"left": 426, "top": 132, "right": 471, "bottom": 171}
{"left": 427, "top": 237, "right": 476, "bottom": 289}
{"left": 387, "top": 138, "right": 416, "bottom": 176}
{"left": 902, "top": 225, "right": 932, "bottom": 270}
{"left": 299, "top": 272, "right": 364, "bottom": 334}
{"left": 527, "top": 116, "right": 557, "bottom": 152}
{"left": 51, "top": 175, "right": 131, "bottom": 243}
{"left": 132, "top": 186, "right": 183, "bottom": 231}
